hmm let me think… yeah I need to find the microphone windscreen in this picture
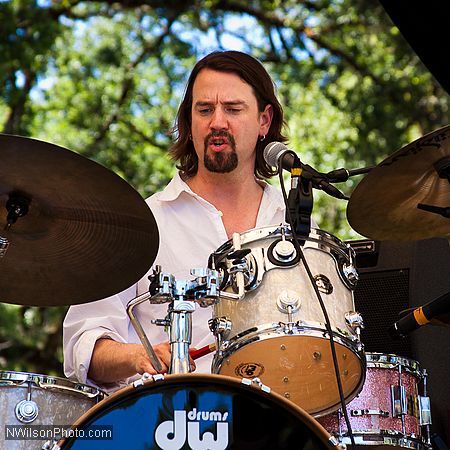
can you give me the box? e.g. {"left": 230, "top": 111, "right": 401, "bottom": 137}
{"left": 263, "top": 141, "right": 289, "bottom": 167}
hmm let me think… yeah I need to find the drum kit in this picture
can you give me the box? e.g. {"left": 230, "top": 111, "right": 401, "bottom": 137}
{"left": 0, "top": 125, "right": 449, "bottom": 449}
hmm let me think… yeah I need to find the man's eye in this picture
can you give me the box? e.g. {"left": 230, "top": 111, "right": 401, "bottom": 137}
{"left": 227, "top": 108, "right": 241, "bottom": 113}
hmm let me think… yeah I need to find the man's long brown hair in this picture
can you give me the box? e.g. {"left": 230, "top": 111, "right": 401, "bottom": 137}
{"left": 169, "top": 51, "right": 287, "bottom": 179}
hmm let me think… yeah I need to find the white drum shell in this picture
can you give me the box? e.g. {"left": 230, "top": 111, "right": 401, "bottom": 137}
{"left": 0, "top": 371, "right": 104, "bottom": 450}
{"left": 210, "top": 226, "right": 365, "bottom": 416}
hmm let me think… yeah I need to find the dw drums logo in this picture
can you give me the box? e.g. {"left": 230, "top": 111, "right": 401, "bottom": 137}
{"left": 155, "top": 408, "right": 230, "bottom": 450}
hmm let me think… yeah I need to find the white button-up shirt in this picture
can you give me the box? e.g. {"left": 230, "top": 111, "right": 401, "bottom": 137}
{"left": 63, "top": 172, "right": 287, "bottom": 392}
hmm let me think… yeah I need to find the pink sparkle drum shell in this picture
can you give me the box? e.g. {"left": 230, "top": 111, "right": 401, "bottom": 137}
{"left": 56, "top": 374, "right": 339, "bottom": 450}
{"left": 317, "top": 353, "right": 430, "bottom": 450}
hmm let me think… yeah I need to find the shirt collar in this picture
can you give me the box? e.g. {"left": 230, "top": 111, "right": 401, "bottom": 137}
{"left": 157, "top": 171, "right": 283, "bottom": 211}
{"left": 156, "top": 171, "right": 194, "bottom": 202}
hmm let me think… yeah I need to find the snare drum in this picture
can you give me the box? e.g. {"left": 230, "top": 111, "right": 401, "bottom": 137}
{"left": 56, "top": 374, "right": 338, "bottom": 450}
{"left": 0, "top": 371, "right": 104, "bottom": 450}
{"left": 317, "top": 353, "right": 432, "bottom": 450}
{"left": 209, "top": 225, "right": 365, "bottom": 416}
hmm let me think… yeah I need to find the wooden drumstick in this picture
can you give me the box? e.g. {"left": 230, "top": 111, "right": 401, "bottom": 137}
{"left": 189, "top": 343, "right": 216, "bottom": 360}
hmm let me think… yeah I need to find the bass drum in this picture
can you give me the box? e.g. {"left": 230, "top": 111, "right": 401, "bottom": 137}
{"left": 55, "top": 374, "right": 338, "bottom": 450}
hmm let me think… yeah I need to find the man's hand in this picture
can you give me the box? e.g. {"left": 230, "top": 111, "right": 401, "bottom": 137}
{"left": 88, "top": 339, "right": 196, "bottom": 384}
{"left": 133, "top": 341, "right": 171, "bottom": 375}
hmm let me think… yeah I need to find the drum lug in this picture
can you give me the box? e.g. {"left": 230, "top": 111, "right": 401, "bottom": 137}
{"left": 15, "top": 399, "right": 39, "bottom": 423}
{"left": 345, "top": 311, "right": 364, "bottom": 337}
{"left": 391, "top": 385, "right": 407, "bottom": 417}
{"left": 418, "top": 395, "right": 432, "bottom": 425}
{"left": 343, "top": 263, "right": 359, "bottom": 286}
{"left": 208, "top": 317, "right": 232, "bottom": 339}
{"left": 15, "top": 379, "right": 40, "bottom": 423}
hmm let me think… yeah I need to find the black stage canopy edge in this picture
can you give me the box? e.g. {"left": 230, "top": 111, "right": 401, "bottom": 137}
{"left": 378, "top": 1, "right": 450, "bottom": 95}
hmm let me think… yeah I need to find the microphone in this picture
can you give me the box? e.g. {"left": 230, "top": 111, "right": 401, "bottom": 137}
{"left": 388, "top": 291, "right": 450, "bottom": 339}
{"left": 263, "top": 142, "right": 349, "bottom": 200}
{"left": 264, "top": 141, "right": 297, "bottom": 171}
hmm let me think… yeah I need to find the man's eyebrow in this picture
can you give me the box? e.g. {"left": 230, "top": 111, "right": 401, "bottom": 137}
{"left": 194, "top": 100, "right": 247, "bottom": 107}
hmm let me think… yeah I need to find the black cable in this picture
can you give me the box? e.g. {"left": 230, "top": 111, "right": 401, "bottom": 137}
{"left": 278, "top": 164, "right": 357, "bottom": 450}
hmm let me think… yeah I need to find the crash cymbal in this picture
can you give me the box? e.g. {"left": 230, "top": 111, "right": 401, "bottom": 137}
{"left": 0, "top": 134, "right": 159, "bottom": 306}
{"left": 347, "top": 125, "right": 450, "bottom": 240}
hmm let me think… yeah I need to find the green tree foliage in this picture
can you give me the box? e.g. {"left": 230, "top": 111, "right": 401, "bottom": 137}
{"left": 1, "top": 0, "right": 449, "bottom": 375}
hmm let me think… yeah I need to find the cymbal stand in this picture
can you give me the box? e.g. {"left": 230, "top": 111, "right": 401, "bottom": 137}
{"left": 417, "top": 156, "right": 450, "bottom": 218}
{"left": 127, "top": 266, "right": 219, "bottom": 374}
{"left": 1, "top": 193, "right": 31, "bottom": 258}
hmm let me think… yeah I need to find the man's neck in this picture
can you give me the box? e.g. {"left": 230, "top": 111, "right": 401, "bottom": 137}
{"left": 186, "top": 167, "right": 263, "bottom": 208}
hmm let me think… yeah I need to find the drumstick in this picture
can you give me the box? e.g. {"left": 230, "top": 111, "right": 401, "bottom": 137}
{"left": 189, "top": 343, "right": 216, "bottom": 360}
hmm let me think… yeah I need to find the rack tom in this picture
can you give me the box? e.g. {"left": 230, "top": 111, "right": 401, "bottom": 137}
{"left": 209, "top": 225, "right": 365, "bottom": 416}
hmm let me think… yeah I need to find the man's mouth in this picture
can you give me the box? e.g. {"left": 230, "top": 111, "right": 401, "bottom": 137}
{"left": 209, "top": 137, "right": 228, "bottom": 150}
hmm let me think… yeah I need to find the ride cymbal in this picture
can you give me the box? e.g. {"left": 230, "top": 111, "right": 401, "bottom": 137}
{"left": 0, "top": 134, "right": 159, "bottom": 306}
{"left": 347, "top": 125, "right": 450, "bottom": 240}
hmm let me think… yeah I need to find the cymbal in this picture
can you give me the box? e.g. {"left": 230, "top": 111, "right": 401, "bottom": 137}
{"left": 0, "top": 134, "right": 159, "bottom": 306}
{"left": 347, "top": 125, "right": 450, "bottom": 240}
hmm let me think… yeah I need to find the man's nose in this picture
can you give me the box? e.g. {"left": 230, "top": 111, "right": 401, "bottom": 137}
{"left": 210, "top": 108, "right": 228, "bottom": 131}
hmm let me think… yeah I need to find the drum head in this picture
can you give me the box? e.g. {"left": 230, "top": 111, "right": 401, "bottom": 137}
{"left": 59, "top": 374, "right": 335, "bottom": 450}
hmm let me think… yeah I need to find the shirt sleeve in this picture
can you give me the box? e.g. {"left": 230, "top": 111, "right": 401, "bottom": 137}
{"left": 63, "top": 283, "right": 137, "bottom": 392}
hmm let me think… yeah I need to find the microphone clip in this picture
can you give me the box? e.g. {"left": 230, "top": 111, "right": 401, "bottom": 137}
{"left": 284, "top": 155, "right": 313, "bottom": 238}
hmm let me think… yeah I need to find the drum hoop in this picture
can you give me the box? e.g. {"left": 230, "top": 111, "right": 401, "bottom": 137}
{"left": 365, "top": 353, "right": 423, "bottom": 377}
{"left": 0, "top": 370, "right": 105, "bottom": 398}
{"left": 57, "top": 373, "right": 338, "bottom": 449}
{"left": 213, "top": 321, "right": 362, "bottom": 353}
{"left": 215, "top": 226, "right": 350, "bottom": 255}
{"left": 338, "top": 432, "right": 427, "bottom": 450}
{"left": 212, "top": 226, "right": 354, "bottom": 289}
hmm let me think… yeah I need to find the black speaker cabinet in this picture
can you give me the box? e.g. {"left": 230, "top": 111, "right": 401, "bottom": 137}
{"left": 348, "top": 238, "right": 450, "bottom": 443}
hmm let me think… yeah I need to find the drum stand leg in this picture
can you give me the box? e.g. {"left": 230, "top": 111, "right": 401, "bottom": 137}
{"left": 168, "top": 301, "right": 195, "bottom": 374}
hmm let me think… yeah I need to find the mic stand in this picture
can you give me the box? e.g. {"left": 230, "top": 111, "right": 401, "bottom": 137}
{"left": 286, "top": 155, "right": 313, "bottom": 237}
{"left": 325, "top": 165, "right": 374, "bottom": 182}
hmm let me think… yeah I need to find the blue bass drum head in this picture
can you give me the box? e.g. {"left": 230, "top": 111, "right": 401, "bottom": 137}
{"left": 58, "top": 374, "right": 336, "bottom": 450}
